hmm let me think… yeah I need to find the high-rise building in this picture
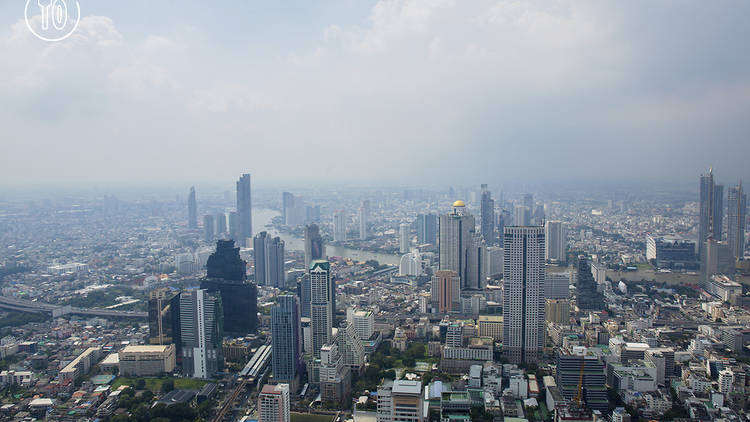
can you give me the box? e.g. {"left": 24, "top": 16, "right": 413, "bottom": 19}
{"left": 727, "top": 182, "right": 746, "bottom": 261}
{"left": 480, "top": 184, "right": 495, "bottom": 246}
{"left": 545, "top": 299, "right": 570, "bottom": 324}
{"left": 399, "top": 223, "right": 410, "bottom": 253}
{"left": 258, "top": 383, "right": 291, "bottom": 422}
{"left": 271, "top": 295, "right": 302, "bottom": 388}
{"left": 431, "top": 270, "right": 460, "bottom": 313}
{"left": 203, "top": 214, "right": 215, "bottom": 243}
{"left": 699, "top": 169, "right": 723, "bottom": 260}
{"left": 466, "top": 233, "right": 487, "bottom": 290}
{"left": 347, "top": 309, "right": 374, "bottom": 342}
{"left": 282, "top": 192, "right": 295, "bottom": 225}
{"left": 148, "top": 288, "right": 181, "bottom": 354}
{"left": 333, "top": 211, "right": 347, "bottom": 242}
{"left": 416, "top": 213, "right": 437, "bottom": 246}
{"left": 556, "top": 352, "right": 608, "bottom": 412}
{"left": 439, "top": 201, "right": 476, "bottom": 289}
{"left": 319, "top": 342, "right": 351, "bottom": 405}
{"left": 544, "top": 220, "right": 567, "bottom": 264}
{"left": 180, "top": 289, "right": 223, "bottom": 379}
{"left": 236, "top": 173, "right": 252, "bottom": 247}
{"left": 359, "top": 207, "right": 368, "bottom": 240}
{"left": 338, "top": 320, "right": 364, "bottom": 371}
{"left": 201, "top": 240, "right": 258, "bottom": 335}
{"left": 215, "top": 213, "right": 227, "bottom": 237}
{"left": 228, "top": 211, "right": 239, "bottom": 241}
{"left": 310, "top": 260, "right": 333, "bottom": 358}
{"left": 575, "top": 257, "right": 605, "bottom": 311}
{"left": 702, "top": 239, "right": 735, "bottom": 284}
{"left": 523, "top": 193, "right": 534, "bottom": 212}
{"left": 514, "top": 204, "right": 530, "bottom": 226}
{"left": 545, "top": 272, "right": 570, "bottom": 299}
{"left": 298, "top": 274, "right": 311, "bottom": 319}
{"left": 503, "top": 226, "right": 545, "bottom": 364}
{"left": 254, "top": 232, "right": 286, "bottom": 287}
{"left": 188, "top": 186, "right": 197, "bottom": 229}
{"left": 304, "top": 224, "right": 325, "bottom": 269}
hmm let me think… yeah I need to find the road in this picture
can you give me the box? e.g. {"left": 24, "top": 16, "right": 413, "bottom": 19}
{"left": 0, "top": 295, "right": 147, "bottom": 319}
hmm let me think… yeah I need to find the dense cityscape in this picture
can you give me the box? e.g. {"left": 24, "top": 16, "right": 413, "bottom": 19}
{"left": 0, "top": 169, "right": 748, "bottom": 422}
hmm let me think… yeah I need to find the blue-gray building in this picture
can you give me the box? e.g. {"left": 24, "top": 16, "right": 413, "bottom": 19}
{"left": 271, "top": 294, "right": 302, "bottom": 389}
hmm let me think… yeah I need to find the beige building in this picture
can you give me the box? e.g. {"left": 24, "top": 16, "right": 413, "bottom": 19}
{"left": 60, "top": 347, "right": 101, "bottom": 382}
{"left": 118, "top": 345, "right": 176, "bottom": 377}
{"left": 545, "top": 299, "right": 571, "bottom": 325}
{"left": 478, "top": 315, "right": 503, "bottom": 342}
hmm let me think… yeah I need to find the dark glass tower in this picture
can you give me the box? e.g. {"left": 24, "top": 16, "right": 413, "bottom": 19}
{"left": 200, "top": 239, "right": 258, "bottom": 335}
{"left": 575, "top": 256, "right": 605, "bottom": 311}
{"left": 271, "top": 294, "right": 302, "bottom": 388}
{"left": 480, "top": 184, "right": 495, "bottom": 246}
{"left": 236, "top": 173, "right": 252, "bottom": 247}
{"left": 148, "top": 288, "right": 181, "bottom": 357}
{"left": 304, "top": 224, "right": 325, "bottom": 269}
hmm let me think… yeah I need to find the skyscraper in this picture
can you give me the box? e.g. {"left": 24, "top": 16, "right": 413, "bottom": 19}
{"left": 148, "top": 288, "right": 181, "bottom": 353}
{"left": 727, "top": 182, "right": 746, "bottom": 261}
{"left": 258, "top": 383, "right": 291, "bottom": 422}
{"left": 399, "top": 223, "right": 410, "bottom": 253}
{"left": 416, "top": 213, "right": 437, "bottom": 246}
{"left": 180, "top": 289, "right": 223, "bottom": 379}
{"left": 480, "top": 184, "right": 495, "bottom": 246}
{"left": 236, "top": 173, "right": 252, "bottom": 247}
{"left": 271, "top": 295, "right": 302, "bottom": 388}
{"left": 201, "top": 240, "right": 258, "bottom": 335}
{"left": 514, "top": 204, "right": 530, "bottom": 226}
{"left": 228, "top": 211, "right": 239, "bottom": 241}
{"left": 503, "top": 226, "right": 545, "bottom": 364}
{"left": 338, "top": 320, "right": 364, "bottom": 371}
{"left": 304, "top": 224, "right": 325, "bottom": 269}
{"left": 188, "top": 186, "right": 197, "bottom": 229}
{"left": 215, "top": 212, "right": 227, "bottom": 237}
{"left": 359, "top": 206, "right": 368, "bottom": 240}
{"left": 333, "top": 210, "right": 346, "bottom": 242}
{"left": 699, "top": 169, "right": 724, "bottom": 259}
{"left": 282, "top": 192, "right": 295, "bottom": 225}
{"left": 310, "top": 260, "right": 333, "bottom": 358}
{"left": 544, "top": 220, "right": 567, "bottom": 264}
{"left": 298, "top": 274, "right": 311, "bottom": 319}
{"left": 575, "top": 257, "right": 605, "bottom": 311}
{"left": 203, "top": 214, "right": 215, "bottom": 243}
{"left": 466, "top": 233, "right": 487, "bottom": 290}
{"left": 254, "top": 232, "right": 286, "bottom": 287}
{"left": 431, "top": 270, "right": 460, "bottom": 313}
{"left": 439, "top": 201, "right": 481, "bottom": 290}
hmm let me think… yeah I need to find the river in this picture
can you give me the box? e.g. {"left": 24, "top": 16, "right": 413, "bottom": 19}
{"left": 252, "top": 208, "right": 401, "bottom": 266}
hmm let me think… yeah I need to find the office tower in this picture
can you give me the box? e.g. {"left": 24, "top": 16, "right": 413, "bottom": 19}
{"left": 486, "top": 246, "right": 504, "bottom": 277}
{"left": 333, "top": 211, "right": 347, "bottom": 242}
{"left": 523, "top": 193, "right": 534, "bottom": 212}
{"left": 236, "top": 173, "right": 252, "bottom": 246}
{"left": 699, "top": 169, "right": 724, "bottom": 259}
{"left": 310, "top": 260, "right": 333, "bottom": 358}
{"left": 556, "top": 352, "right": 608, "bottom": 412}
{"left": 338, "top": 320, "right": 364, "bottom": 371}
{"left": 545, "top": 272, "right": 570, "bottom": 299}
{"left": 306, "top": 205, "right": 321, "bottom": 223}
{"left": 480, "top": 184, "right": 495, "bottom": 246}
{"left": 319, "top": 343, "right": 351, "bottom": 405}
{"left": 188, "top": 186, "right": 197, "bottom": 229}
{"left": 503, "top": 226, "right": 545, "bottom": 364}
{"left": 201, "top": 239, "right": 258, "bottom": 335}
{"left": 258, "top": 383, "right": 291, "bottom": 422}
{"left": 702, "top": 239, "right": 734, "bottom": 284}
{"left": 439, "top": 201, "right": 475, "bottom": 289}
{"left": 544, "top": 220, "right": 567, "bottom": 264}
{"left": 431, "top": 270, "right": 460, "bottom": 313}
{"left": 575, "top": 257, "right": 605, "bottom": 311}
{"left": 271, "top": 295, "right": 302, "bottom": 388}
{"left": 361, "top": 200, "right": 371, "bottom": 219}
{"left": 359, "top": 207, "right": 368, "bottom": 240}
{"left": 376, "top": 380, "right": 423, "bottom": 422}
{"left": 282, "top": 192, "right": 295, "bottom": 225}
{"left": 254, "top": 232, "right": 286, "bottom": 288}
{"left": 465, "top": 233, "right": 487, "bottom": 290}
{"left": 532, "top": 204, "right": 545, "bottom": 226}
{"left": 148, "top": 288, "right": 181, "bottom": 350}
{"left": 399, "top": 223, "right": 410, "bottom": 253}
{"left": 347, "top": 309, "right": 374, "bottom": 342}
{"left": 304, "top": 224, "right": 325, "bottom": 269}
{"left": 727, "top": 182, "right": 746, "bottom": 261}
{"left": 298, "top": 274, "right": 311, "bottom": 318}
{"left": 215, "top": 213, "right": 227, "bottom": 237}
{"left": 514, "top": 204, "right": 530, "bottom": 226}
{"left": 497, "top": 210, "right": 509, "bottom": 247}
{"left": 180, "top": 289, "right": 223, "bottom": 379}
{"left": 203, "top": 214, "right": 215, "bottom": 242}
{"left": 416, "top": 213, "right": 437, "bottom": 246}
{"left": 228, "top": 211, "right": 239, "bottom": 241}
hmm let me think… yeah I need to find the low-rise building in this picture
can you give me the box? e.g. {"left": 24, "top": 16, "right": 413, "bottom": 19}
{"left": 118, "top": 345, "right": 176, "bottom": 377}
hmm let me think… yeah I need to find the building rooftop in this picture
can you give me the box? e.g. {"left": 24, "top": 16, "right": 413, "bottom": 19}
{"left": 392, "top": 380, "right": 422, "bottom": 395}
{"left": 120, "top": 345, "right": 172, "bottom": 354}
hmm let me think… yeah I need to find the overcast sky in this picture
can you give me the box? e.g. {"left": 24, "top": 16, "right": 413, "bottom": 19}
{"left": 1, "top": 1, "right": 749, "bottom": 188}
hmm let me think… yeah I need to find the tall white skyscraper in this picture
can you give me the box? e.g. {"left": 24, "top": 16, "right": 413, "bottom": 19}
{"left": 399, "top": 223, "right": 410, "bottom": 253}
{"left": 310, "top": 260, "right": 333, "bottom": 358}
{"left": 359, "top": 207, "right": 368, "bottom": 240}
{"left": 333, "top": 210, "right": 347, "bottom": 242}
{"left": 236, "top": 173, "right": 252, "bottom": 247}
{"left": 439, "top": 201, "right": 474, "bottom": 288}
{"left": 503, "top": 226, "right": 545, "bottom": 364}
{"left": 544, "top": 220, "right": 567, "bottom": 264}
{"left": 180, "top": 289, "right": 224, "bottom": 379}
{"left": 514, "top": 204, "right": 530, "bottom": 226}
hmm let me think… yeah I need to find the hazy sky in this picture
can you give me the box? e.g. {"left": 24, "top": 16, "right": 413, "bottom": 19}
{"left": 1, "top": 1, "right": 749, "bottom": 187}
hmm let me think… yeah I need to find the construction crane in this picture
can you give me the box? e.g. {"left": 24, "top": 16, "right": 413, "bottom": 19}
{"left": 573, "top": 355, "right": 586, "bottom": 408}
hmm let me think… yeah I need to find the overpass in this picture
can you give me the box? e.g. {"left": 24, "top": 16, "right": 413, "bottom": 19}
{"left": 0, "top": 296, "right": 147, "bottom": 319}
